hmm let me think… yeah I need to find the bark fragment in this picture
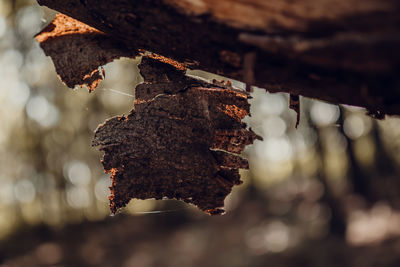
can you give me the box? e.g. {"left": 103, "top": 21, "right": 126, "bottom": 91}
{"left": 92, "top": 57, "right": 260, "bottom": 215}
{"left": 35, "top": 14, "right": 138, "bottom": 91}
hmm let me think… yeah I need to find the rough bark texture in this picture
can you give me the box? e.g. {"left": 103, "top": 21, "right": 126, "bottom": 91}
{"left": 37, "top": 0, "right": 400, "bottom": 116}
{"left": 92, "top": 57, "right": 259, "bottom": 215}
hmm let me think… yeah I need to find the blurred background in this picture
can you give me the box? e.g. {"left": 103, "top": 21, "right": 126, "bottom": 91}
{"left": 1, "top": 0, "right": 400, "bottom": 266}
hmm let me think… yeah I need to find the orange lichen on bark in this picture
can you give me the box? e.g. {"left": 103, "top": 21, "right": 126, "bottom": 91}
{"left": 219, "top": 104, "right": 249, "bottom": 122}
{"left": 147, "top": 53, "right": 187, "bottom": 71}
{"left": 35, "top": 13, "right": 103, "bottom": 43}
{"left": 106, "top": 168, "right": 119, "bottom": 210}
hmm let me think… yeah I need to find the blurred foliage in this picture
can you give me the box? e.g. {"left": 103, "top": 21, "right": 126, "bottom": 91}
{"left": 1, "top": 0, "right": 400, "bottom": 266}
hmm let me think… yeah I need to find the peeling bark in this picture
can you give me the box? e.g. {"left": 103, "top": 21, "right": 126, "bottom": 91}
{"left": 35, "top": 12, "right": 261, "bottom": 215}
{"left": 92, "top": 57, "right": 260, "bottom": 215}
{"left": 36, "top": 0, "right": 400, "bottom": 116}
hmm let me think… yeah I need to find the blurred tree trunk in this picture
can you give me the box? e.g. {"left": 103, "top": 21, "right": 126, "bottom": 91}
{"left": 308, "top": 108, "right": 346, "bottom": 237}
{"left": 338, "top": 107, "right": 374, "bottom": 202}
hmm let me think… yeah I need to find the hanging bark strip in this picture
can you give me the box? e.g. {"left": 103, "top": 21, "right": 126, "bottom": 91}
{"left": 37, "top": 0, "right": 400, "bottom": 116}
{"left": 289, "top": 94, "right": 300, "bottom": 128}
{"left": 92, "top": 57, "right": 260, "bottom": 215}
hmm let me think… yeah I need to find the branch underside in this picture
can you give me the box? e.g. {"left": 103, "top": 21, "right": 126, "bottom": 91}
{"left": 36, "top": 0, "right": 400, "bottom": 116}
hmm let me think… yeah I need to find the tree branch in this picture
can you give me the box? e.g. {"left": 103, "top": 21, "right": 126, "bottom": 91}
{"left": 36, "top": 0, "right": 400, "bottom": 116}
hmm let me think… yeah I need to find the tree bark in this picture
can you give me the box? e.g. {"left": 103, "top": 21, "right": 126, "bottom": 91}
{"left": 37, "top": 0, "right": 400, "bottom": 116}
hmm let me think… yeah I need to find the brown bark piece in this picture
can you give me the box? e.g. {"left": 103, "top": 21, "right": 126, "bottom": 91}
{"left": 92, "top": 57, "right": 260, "bottom": 215}
{"left": 36, "top": 0, "right": 400, "bottom": 116}
{"left": 35, "top": 14, "right": 138, "bottom": 91}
